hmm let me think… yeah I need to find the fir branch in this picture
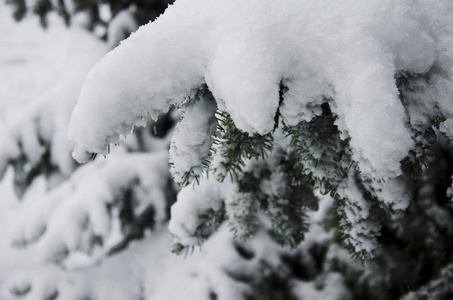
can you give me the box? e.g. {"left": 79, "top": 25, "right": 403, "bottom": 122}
{"left": 283, "top": 101, "right": 351, "bottom": 196}
{"left": 171, "top": 206, "right": 225, "bottom": 256}
{"left": 225, "top": 191, "right": 259, "bottom": 240}
{"left": 171, "top": 242, "right": 194, "bottom": 257}
{"left": 169, "top": 84, "right": 218, "bottom": 186}
{"left": 12, "top": 145, "right": 60, "bottom": 199}
{"left": 234, "top": 146, "right": 317, "bottom": 249}
{"left": 396, "top": 72, "right": 440, "bottom": 181}
{"left": 213, "top": 111, "right": 273, "bottom": 182}
{"left": 55, "top": 0, "right": 71, "bottom": 26}
{"left": 265, "top": 149, "right": 317, "bottom": 249}
{"left": 11, "top": 0, "right": 27, "bottom": 21}
{"left": 195, "top": 208, "right": 226, "bottom": 241}
{"left": 273, "top": 79, "right": 288, "bottom": 130}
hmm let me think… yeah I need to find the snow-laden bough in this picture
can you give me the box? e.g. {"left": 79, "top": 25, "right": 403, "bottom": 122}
{"left": 68, "top": 0, "right": 453, "bottom": 255}
{"left": 69, "top": 0, "right": 452, "bottom": 180}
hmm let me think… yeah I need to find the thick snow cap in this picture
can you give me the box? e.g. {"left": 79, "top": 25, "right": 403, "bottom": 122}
{"left": 69, "top": 0, "right": 453, "bottom": 180}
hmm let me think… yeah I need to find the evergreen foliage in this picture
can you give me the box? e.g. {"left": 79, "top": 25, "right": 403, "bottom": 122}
{"left": 282, "top": 101, "right": 351, "bottom": 195}
{"left": 165, "top": 67, "right": 453, "bottom": 266}
{"left": 169, "top": 85, "right": 218, "bottom": 186}
{"left": 213, "top": 111, "right": 274, "bottom": 182}
{"left": 5, "top": 0, "right": 453, "bottom": 299}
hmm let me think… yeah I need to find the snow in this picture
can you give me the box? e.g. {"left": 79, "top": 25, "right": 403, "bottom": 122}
{"left": 10, "top": 151, "right": 170, "bottom": 263}
{"left": 169, "top": 88, "right": 217, "bottom": 185}
{"left": 0, "top": 8, "right": 210, "bottom": 299}
{"left": 291, "top": 272, "right": 352, "bottom": 300}
{"left": 0, "top": 124, "right": 20, "bottom": 178}
{"left": 280, "top": 76, "right": 332, "bottom": 125}
{"left": 107, "top": 6, "right": 139, "bottom": 49}
{"left": 337, "top": 171, "right": 382, "bottom": 255}
{"left": 169, "top": 176, "right": 228, "bottom": 246}
{"left": 2, "top": 0, "right": 453, "bottom": 298}
{"left": 69, "top": 0, "right": 453, "bottom": 189}
{"left": 0, "top": 10, "right": 65, "bottom": 112}
{"left": 0, "top": 6, "right": 107, "bottom": 181}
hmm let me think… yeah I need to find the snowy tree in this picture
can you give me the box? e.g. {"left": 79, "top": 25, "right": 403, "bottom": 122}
{"left": 69, "top": 0, "right": 453, "bottom": 255}
{"left": 0, "top": 1, "right": 182, "bottom": 299}
{"left": 4, "top": 0, "right": 453, "bottom": 299}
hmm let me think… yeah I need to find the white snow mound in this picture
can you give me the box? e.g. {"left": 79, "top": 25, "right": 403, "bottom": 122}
{"left": 69, "top": 0, "right": 453, "bottom": 181}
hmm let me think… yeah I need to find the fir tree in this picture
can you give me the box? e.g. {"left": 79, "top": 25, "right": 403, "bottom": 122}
{"left": 4, "top": 0, "right": 453, "bottom": 299}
